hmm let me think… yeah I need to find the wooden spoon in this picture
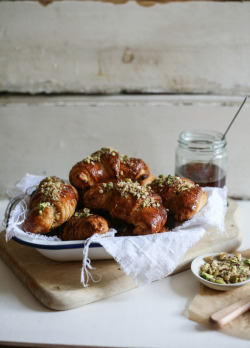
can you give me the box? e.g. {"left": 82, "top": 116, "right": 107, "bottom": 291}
{"left": 210, "top": 295, "right": 250, "bottom": 328}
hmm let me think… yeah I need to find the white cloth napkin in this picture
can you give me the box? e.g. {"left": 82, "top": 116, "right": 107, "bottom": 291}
{"left": 4, "top": 173, "right": 228, "bottom": 287}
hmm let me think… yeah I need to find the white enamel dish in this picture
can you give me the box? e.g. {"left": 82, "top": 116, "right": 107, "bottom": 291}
{"left": 191, "top": 252, "right": 250, "bottom": 291}
{"left": 12, "top": 235, "right": 112, "bottom": 261}
{"left": 5, "top": 192, "right": 112, "bottom": 261}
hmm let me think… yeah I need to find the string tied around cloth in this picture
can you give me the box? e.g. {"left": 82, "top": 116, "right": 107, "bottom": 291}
{"left": 2, "top": 185, "right": 39, "bottom": 242}
{"left": 81, "top": 230, "right": 117, "bottom": 287}
{"left": 2, "top": 191, "right": 29, "bottom": 236}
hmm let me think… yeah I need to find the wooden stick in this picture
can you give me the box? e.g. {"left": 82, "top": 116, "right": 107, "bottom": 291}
{"left": 210, "top": 295, "right": 250, "bottom": 328}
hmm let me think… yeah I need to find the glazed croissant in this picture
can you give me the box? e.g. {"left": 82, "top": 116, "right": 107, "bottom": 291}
{"left": 61, "top": 208, "right": 109, "bottom": 241}
{"left": 83, "top": 179, "right": 168, "bottom": 235}
{"left": 23, "top": 176, "right": 78, "bottom": 234}
{"left": 150, "top": 175, "right": 208, "bottom": 222}
{"left": 69, "top": 147, "right": 152, "bottom": 192}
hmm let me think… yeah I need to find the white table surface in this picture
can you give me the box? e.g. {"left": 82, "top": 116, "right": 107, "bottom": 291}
{"left": 0, "top": 199, "right": 249, "bottom": 348}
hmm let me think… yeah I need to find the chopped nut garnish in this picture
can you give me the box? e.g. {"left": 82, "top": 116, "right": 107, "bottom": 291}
{"left": 38, "top": 202, "right": 51, "bottom": 214}
{"left": 39, "top": 177, "right": 63, "bottom": 201}
{"left": 74, "top": 208, "right": 92, "bottom": 219}
{"left": 155, "top": 174, "right": 195, "bottom": 192}
{"left": 119, "top": 154, "right": 131, "bottom": 165}
{"left": 103, "top": 179, "right": 161, "bottom": 208}
{"left": 82, "top": 147, "right": 118, "bottom": 165}
{"left": 200, "top": 253, "right": 250, "bottom": 284}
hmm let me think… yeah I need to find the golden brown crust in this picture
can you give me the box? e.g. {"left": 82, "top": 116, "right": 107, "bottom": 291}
{"left": 61, "top": 208, "right": 109, "bottom": 240}
{"left": 150, "top": 175, "right": 208, "bottom": 222}
{"left": 92, "top": 148, "right": 120, "bottom": 179}
{"left": 138, "top": 173, "right": 156, "bottom": 186}
{"left": 23, "top": 176, "right": 78, "bottom": 234}
{"left": 83, "top": 179, "right": 167, "bottom": 235}
{"left": 119, "top": 156, "right": 150, "bottom": 183}
{"left": 69, "top": 147, "right": 151, "bottom": 192}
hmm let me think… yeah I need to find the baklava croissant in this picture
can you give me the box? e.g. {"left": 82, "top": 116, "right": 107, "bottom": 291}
{"left": 69, "top": 147, "right": 152, "bottom": 193}
{"left": 83, "top": 179, "right": 168, "bottom": 235}
{"left": 23, "top": 176, "right": 78, "bottom": 234}
{"left": 61, "top": 208, "right": 109, "bottom": 241}
{"left": 150, "top": 175, "right": 208, "bottom": 222}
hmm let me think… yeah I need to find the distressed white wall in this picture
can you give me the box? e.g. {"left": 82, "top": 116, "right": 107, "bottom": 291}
{"left": 0, "top": 95, "right": 249, "bottom": 198}
{"left": 0, "top": 1, "right": 250, "bottom": 94}
{"left": 1, "top": 2, "right": 249, "bottom": 198}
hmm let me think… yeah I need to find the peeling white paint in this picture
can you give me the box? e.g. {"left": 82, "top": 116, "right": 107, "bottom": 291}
{"left": 0, "top": 95, "right": 250, "bottom": 198}
{"left": 0, "top": 1, "right": 250, "bottom": 94}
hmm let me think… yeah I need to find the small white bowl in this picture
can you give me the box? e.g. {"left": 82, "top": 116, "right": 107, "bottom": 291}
{"left": 191, "top": 252, "right": 250, "bottom": 291}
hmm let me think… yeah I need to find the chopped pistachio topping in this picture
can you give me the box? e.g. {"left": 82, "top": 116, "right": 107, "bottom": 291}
{"left": 155, "top": 174, "right": 195, "bottom": 191}
{"left": 74, "top": 208, "right": 92, "bottom": 219}
{"left": 104, "top": 182, "right": 114, "bottom": 189}
{"left": 119, "top": 154, "right": 132, "bottom": 165}
{"left": 39, "top": 177, "right": 63, "bottom": 201}
{"left": 38, "top": 202, "right": 51, "bottom": 214}
{"left": 200, "top": 253, "right": 250, "bottom": 284}
{"left": 83, "top": 156, "right": 96, "bottom": 165}
{"left": 101, "top": 179, "right": 160, "bottom": 208}
{"left": 82, "top": 147, "right": 118, "bottom": 165}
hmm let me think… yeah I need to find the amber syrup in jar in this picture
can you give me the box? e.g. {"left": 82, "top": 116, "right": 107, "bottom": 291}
{"left": 175, "top": 130, "right": 227, "bottom": 188}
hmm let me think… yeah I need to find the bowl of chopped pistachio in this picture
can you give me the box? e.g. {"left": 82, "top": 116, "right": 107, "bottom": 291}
{"left": 191, "top": 252, "right": 250, "bottom": 291}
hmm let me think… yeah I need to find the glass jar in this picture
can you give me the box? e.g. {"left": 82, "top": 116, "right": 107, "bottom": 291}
{"left": 175, "top": 130, "right": 227, "bottom": 188}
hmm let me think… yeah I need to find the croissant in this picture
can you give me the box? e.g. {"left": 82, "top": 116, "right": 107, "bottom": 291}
{"left": 150, "top": 175, "right": 208, "bottom": 222}
{"left": 69, "top": 147, "right": 152, "bottom": 192}
{"left": 83, "top": 179, "right": 168, "bottom": 235}
{"left": 61, "top": 208, "right": 109, "bottom": 240}
{"left": 23, "top": 176, "right": 78, "bottom": 234}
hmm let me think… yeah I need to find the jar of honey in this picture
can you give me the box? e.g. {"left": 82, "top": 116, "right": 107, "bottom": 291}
{"left": 175, "top": 130, "right": 227, "bottom": 188}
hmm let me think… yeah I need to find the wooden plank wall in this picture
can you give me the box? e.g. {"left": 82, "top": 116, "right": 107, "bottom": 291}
{"left": 0, "top": 1, "right": 250, "bottom": 95}
{"left": 1, "top": 95, "right": 250, "bottom": 199}
{"left": 0, "top": 1, "right": 250, "bottom": 198}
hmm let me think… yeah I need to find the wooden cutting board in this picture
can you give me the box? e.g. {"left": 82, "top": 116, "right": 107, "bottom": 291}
{"left": 0, "top": 199, "right": 242, "bottom": 311}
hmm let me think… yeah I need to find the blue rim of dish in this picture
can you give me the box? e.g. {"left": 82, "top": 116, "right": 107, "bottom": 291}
{"left": 12, "top": 236, "right": 102, "bottom": 250}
